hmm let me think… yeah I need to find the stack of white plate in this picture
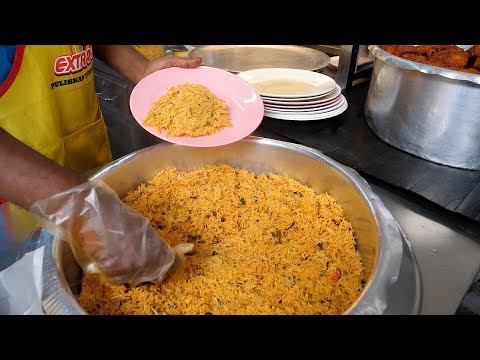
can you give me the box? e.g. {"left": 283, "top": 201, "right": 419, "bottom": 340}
{"left": 237, "top": 68, "right": 347, "bottom": 121}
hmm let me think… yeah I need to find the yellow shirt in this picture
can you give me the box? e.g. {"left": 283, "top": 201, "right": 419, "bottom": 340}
{"left": 0, "top": 45, "right": 112, "bottom": 174}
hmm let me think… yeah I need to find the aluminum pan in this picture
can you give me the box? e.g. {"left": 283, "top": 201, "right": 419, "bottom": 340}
{"left": 42, "top": 137, "right": 403, "bottom": 315}
{"left": 189, "top": 45, "right": 330, "bottom": 73}
{"left": 366, "top": 45, "right": 480, "bottom": 170}
{"left": 369, "top": 45, "right": 480, "bottom": 85}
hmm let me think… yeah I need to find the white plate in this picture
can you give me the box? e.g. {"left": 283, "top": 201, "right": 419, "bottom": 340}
{"left": 259, "top": 85, "right": 336, "bottom": 100}
{"left": 237, "top": 68, "right": 336, "bottom": 98}
{"left": 263, "top": 95, "right": 341, "bottom": 109}
{"left": 265, "top": 96, "right": 346, "bottom": 116}
{"left": 265, "top": 96, "right": 345, "bottom": 114}
{"left": 264, "top": 95, "right": 347, "bottom": 113}
{"left": 264, "top": 103, "right": 347, "bottom": 121}
{"left": 260, "top": 84, "right": 342, "bottom": 105}
{"left": 264, "top": 98, "right": 348, "bottom": 121}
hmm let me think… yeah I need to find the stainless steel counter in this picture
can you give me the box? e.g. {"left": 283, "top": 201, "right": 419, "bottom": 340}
{"left": 366, "top": 178, "right": 480, "bottom": 314}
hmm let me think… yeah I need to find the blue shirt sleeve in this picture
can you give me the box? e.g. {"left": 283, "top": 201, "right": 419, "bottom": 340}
{"left": 0, "top": 45, "right": 17, "bottom": 85}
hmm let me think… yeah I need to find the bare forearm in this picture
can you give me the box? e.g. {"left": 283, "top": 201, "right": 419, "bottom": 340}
{"left": 0, "top": 128, "right": 86, "bottom": 209}
{"left": 93, "top": 45, "right": 149, "bottom": 84}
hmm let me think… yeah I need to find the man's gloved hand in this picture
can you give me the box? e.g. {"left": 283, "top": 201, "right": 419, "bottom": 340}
{"left": 29, "top": 179, "right": 187, "bottom": 286}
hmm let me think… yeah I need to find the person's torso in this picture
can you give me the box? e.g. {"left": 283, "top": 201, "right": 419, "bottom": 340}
{"left": 0, "top": 45, "right": 112, "bottom": 174}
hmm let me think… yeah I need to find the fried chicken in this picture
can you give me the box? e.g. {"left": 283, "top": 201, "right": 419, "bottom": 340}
{"left": 401, "top": 53, "right": 429, "bottom": 64}
{"left": 384, "top": 45, "right": 417, "bottom": 57}
{"left": 473, "top": 57, "right": 480, "bottom": 71}
{"left": 385, "top": 45, "right": 441, "bottom": 58}
{"left": 469, "top": 45, "right": 480, "bottom": 58}
{"left": 429, "top": 49, "right": 469, "bottom": 68}
{"left": 385, "top": 45, "right": 480, "bottom": 75}
{"left": 412, "top": 45, "right": 437, "bottom": 57}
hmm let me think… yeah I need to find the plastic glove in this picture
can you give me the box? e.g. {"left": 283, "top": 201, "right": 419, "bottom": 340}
{"left": 29, "top": 179, "right": 185, "bottom": 286}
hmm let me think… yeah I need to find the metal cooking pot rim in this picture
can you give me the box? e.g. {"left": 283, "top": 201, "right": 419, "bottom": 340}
{"left": 42, "top": 137, "right": 403, "bottom": 315}
{"left": 369, "top": 45, "right": 480, "bottom": 85}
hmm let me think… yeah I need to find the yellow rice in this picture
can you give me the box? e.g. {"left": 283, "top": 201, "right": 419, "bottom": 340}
{"left": 144, "top": 84, "right": 232, "bottom": 137}
{"left": 79, "top": 165, "right": 364, "bottom": 315}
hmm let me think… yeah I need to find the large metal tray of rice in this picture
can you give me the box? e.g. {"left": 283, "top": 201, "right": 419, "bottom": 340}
{"left": 41, "top": 137, "right": 403, "bottom": 315}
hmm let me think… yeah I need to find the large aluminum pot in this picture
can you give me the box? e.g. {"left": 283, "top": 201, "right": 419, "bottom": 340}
{"left": 41, "top": 137, "right": 403, "bottom": 315}
{"left": 365, "top": 45, "right": 480, "bottom": 170}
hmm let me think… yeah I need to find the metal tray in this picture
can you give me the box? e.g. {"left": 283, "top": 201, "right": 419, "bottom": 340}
{"left": 189, "top": 45, "right": 330, "bottom": 73}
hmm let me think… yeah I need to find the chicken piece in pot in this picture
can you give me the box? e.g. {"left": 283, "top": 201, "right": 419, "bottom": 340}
{"left": 468, "top": 45, "right": 480, "bottom": 58}
{"left": 429, "top": 49, "right": 469, "bottom": 69}
{"left": 473, "top": 57, "right": 480, "bottom": 71}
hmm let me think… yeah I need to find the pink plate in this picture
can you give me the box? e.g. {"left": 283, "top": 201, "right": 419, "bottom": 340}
{"left": 129, "top": 66, "right": 264, "bottom": 147}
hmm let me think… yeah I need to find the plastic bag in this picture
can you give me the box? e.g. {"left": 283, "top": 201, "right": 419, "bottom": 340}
{"left": 0, "top": 246, "right": 45, "bottom": 315}
{"left": 29, "top": 179, "right": 178, "bottom": 286}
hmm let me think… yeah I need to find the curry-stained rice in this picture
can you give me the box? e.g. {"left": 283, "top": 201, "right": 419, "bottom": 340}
{"left": 78, "top": 165, "right": 364, "bottom": 315}
{"left": 143, "top": 84, "right": 231, "bottom": 137}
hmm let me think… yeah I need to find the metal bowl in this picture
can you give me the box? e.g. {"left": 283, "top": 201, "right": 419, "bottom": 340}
{"left": 365, "top": 45, "right": 480, "bottom": 170}
{"left": 42, "top": 137, "right": 403, "bottom": 315}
